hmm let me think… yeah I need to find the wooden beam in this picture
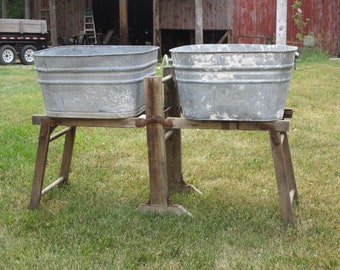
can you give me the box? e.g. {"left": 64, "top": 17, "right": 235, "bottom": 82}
{"left": 32, "top": 115, "right": 146, "bottom": 128}
{"left": 163, "top": 68, "right": 184, "bottom": 192}
{"left": 218, "top": 30, "right": 232, "bottom": 44}
{"left": 166, "top": 118, "right": 290, "bottom": 132}
{"left": 137, "top": 75, "right": 192, "bottom": 216}
{"left": 195, "top": 0, "right": 203, "bottom": 44}
{"left": 59, "top": 126, "right": 76, "bottom": 185}
{"left": 119, "top": 0, "right": 128, "bottom": 44}
{"left": 30, "top": 122, "right": 52, "bottom": 208}
{"left": 153, "top": 0, "right": 160, "bottom": 47}
{"left": 270, "top": 131, "right": 294, "bottom": 225}
{"left": 25, "top": 0, "right": 30, "bottom": 19}
{"left": 276, "top": 0, "right": 287, "bottom": 45}
{"left": 49, "top": 0, "right": 57, "bottom": 47}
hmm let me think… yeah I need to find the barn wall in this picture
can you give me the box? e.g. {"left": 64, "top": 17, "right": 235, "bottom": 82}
{"left": 160, "top": 0, "right": 195, "bottom": 29}
{"left": 233, "top": 0, "right": 340, "bottom": 56}
{"left": 233, "top": 0, "right": 276, "bottom": 44}
{"left": 159, "top": 0, "right": 233, "bottom": 30}
{"left": 34, "top": 0, "right": 91, "bottom": 40}
{"left": 203, "top": 0, "right": 233, "bottom": 30}
{"left": 56, "top": 0, "right": 91, "bottom": 38}
{"left": 298, "top": 0, "right": 340, "bottom": 56}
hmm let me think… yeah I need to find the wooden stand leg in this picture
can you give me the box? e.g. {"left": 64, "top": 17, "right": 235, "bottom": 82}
{"left": 30, "top": 121, "right": 76, "bottom": 209}
{"left": 163, "top": 67, "right": 201, "bottom": 194}
{"left": 59, "top": 126, "right": 76, "bottom": 184}
{"left": 137, "top": 76, "right": 191, "bottom": 216}
{"left": 281, "top": 132, "right": 299, "bottom": 203}
{"left": 29, "top": 123, "right": 52, "bottom": 209}
{"left": 269, "top": 131, "right": 295, "bottom": 225}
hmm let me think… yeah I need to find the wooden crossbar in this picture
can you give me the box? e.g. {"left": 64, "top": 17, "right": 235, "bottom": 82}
{"left": 41, "top": 176, "right": 65, "bottom": 196}
{"left": 32, "top": 114, "right": 146, "bottom": 128}
{"left": 166, "top": 117, "right": 290, "bottom": 132}
{"left": 49, "top": 127, "right": 73, "bottom": 142}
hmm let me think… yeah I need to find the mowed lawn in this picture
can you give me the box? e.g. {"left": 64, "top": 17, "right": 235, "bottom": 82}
{"left": 0, "top": 58, "right": 339, "bottom": 269}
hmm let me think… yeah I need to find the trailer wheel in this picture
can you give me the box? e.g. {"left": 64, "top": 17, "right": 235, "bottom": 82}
{"left": 0, "top": 45, "right": 17, "bottom": 65}
{"left": 20, "top": 45, "right": 37, "bottom": 65}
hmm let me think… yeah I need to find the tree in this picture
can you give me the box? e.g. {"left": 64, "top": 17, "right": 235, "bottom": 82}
{"left": 25, "top": 0, "right": 30, "bottom": 19}
{"left": 0, "top": 0, "right": 25, "bottom": 19}
{"left": 1, "top": 0, "right": 7, "bottom": 18}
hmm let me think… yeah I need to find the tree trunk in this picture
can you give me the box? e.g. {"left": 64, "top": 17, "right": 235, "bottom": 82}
{"left": 25, "top": 0, "right": 30, "bottom": 19}
{"left": 49, "top": 0, "right": 58, "bottom": 46}
{"left": 2, "top": 0, "right": 7, "bottom": 18}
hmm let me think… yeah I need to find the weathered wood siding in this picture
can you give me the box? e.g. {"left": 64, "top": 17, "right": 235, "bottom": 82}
{"left": 159, "top": 0, "right": 232, "bottom": 30}
{"left": 233, "top": 0, "right": 277, "bottom": 44}
{"left": 34, "top": 0, "right": 91, "bottom": 38}
{"left": 56, "top": 0, "right": 91, "bottom": 38}
{"left": 202, "top": 0, "right": 233, "bottom": 30}
{"left": 0, "top": 19, "right": 47, "bottom": 34}
{"left": 233, "top": 0, "right": 340, "bottom": 56}
{"left": 292, "top": 0, "right": 340, "bottom": 56}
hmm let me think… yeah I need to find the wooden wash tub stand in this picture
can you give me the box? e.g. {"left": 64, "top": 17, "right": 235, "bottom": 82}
{"left": 30, "top": 67, "right": 298, "bottom": 225}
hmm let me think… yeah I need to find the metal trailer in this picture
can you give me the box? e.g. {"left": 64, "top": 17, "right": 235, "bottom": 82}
{"left": 0, "top": 19, "right": 48, "bottom": 65}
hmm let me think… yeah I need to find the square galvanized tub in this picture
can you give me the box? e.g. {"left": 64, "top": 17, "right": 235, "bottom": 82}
{"left": 34, "top": 45, "right": 159, "bottom": 118}
{"left": 170, "top": 44, "right": 297, "bottom": 121}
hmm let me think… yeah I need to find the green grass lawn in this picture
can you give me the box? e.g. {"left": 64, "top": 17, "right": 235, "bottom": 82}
{"left": 0, "top": 59, "right": 339, "bottom": 269}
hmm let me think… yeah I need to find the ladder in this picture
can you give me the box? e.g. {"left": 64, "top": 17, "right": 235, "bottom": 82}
{"left": 83, "top": 9, "right": 97, "bottom": 44}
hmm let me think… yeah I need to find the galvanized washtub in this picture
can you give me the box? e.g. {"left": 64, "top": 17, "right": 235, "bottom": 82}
{"left": 170, "top": 44, "right": 297, "bottom": 121}
{"left": 34, "top": 45, "right": 159, "bottom": 118}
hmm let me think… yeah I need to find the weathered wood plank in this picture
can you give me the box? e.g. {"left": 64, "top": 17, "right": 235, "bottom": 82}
{"left": 59, "top": 126, "right": 76, "bottom": 185}
{"left": 159, "top": 0, "right": 231, "bottom": 30}
{"left": 144, "top": 76, "right": 168, "bottom": 206}
{"left": 0, "top": 19, "right": 47, "bottom": 33}
{"left": 32, "top": 115, "right": 146, "bottom": 128}
{"left": 163, "top": 67, "right": 188, "bottom": 192}
{"left": 30, "top": 123, "right": 52, "bottom": 209}
{"left": 269, "top": 131, "right": 294, "bottom": 225}
{"left": 281, "top": 132, "right": 299, "bottom": 203}
{"left": 195, "top": 0, "right": 203, "bottom": 44}
{"left": 167, "top": 118, "right": 290, "bottom": 132}
{"left": 119, "top": 0, "right": 128, "bottom": 44}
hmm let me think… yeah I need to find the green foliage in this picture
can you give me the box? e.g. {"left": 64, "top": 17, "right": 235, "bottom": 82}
{"left": 0, "top": 0, "right": 25, "bottom": 19}
{"left": 291, "top": 0, "right": 310, "bottom": 42}
{"left": 297, "top": 46, "right": 330, "bottom": 62}
{"left": 1, "top": 61, "right": 340, "bottom": 269}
